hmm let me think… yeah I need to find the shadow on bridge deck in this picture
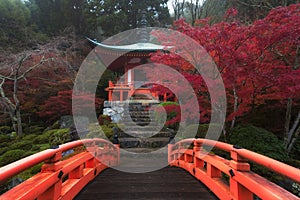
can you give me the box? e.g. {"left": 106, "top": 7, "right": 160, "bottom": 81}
{"left": 75, "top": 166, "right": 218, "bottom": 200}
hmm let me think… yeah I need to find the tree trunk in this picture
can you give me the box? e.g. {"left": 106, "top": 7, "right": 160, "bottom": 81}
{"left": 287, "top": 125, "right": 300, "bottom": 154}
{"left": 231, "top": 87, "right": 238, "bottom": 129}
{"left": 16, "top": 106, "right": 23, "bottom": 136}
{"left": 284, "top": 98, "right": 292, "bottom": 146}
{"left": 14, "top": 64, "right": 23, "bottom": 136}
{"left": 8, "top": 108, "right": 18, "bottom": 134}
{"left": 286, "top": 111, "right": 300, "bottom": 150}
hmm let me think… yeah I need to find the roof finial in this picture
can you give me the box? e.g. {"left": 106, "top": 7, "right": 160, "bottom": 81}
{"left": 139, "top": 10, "right": 149, "bottom": 43}
{"left": 140, "top": 10, "right": 148, "bottom": 28}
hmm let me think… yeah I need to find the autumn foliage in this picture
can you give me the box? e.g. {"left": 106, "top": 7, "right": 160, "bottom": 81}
{"left": 151, "top": 4, "right": 300, "bottom": 130}
{"left": 0, "top": 37, "right": 96, "bottom": 126}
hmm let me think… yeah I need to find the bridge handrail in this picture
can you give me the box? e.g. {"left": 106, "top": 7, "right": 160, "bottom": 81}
{"left": 0, "top": 138, "right": 119, "bottom": 200}
{"left": 0, "top": 139, "right": 101, "bottom": 184}
{"left": 171, "top": 138, "right": 300, "bottom": 183}
{"left": 169, "top": 138, "right": 300, "bottom": 200}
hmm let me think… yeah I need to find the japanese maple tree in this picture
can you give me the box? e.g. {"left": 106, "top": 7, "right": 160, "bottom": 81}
{"left": 150, "top": 4, "right": 300, "bottom": 147}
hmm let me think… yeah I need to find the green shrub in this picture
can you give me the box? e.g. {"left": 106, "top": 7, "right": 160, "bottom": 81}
{"left": 98, "top": 115, "right": 112, "bottom": 125}
{"left": 30, "top": 163, "right": 43, "bottom": 174}
{"left": 0, "top": 150, "right": 26, "bottom": 166}
{"left": 228, "top": 125, "right": 288, "bottom": 161}
{"left": 10, "top": 140, "right": 33, "bottom": 151}
{"left": 87, "top": 123, "right": 105, "bottom": 138}
{"left": 22, "top": 134, "right": 38, "bottom": 141}
{"left": 37, "top": 143, "right": 50, "bottom": 151}
{"left": 0, "top": 126, "right": 12, "bottom": 134}
{"left": 228, "top": 125, "right": 289, "bottom": 180}
{"left": 0, "top": 134, "right": 11, "bottom": 144}
{"left": 182, "top": 123, "right": 225, "bottom": 141}
{"left": 23, "top": 126, "right": 45, "bottom": 135}
{"left": 0, "top": 141, "right": 10, "bottom": 149}
{"left": 0, "top": 147, "right": 9, "bottom": 155}
{"left": 33, "top": 134, "right": 50, "bottom": 144}
{"left": 47, "top": 128, "right": 70, "bottom": 147}
{"left": 101, "top": 125, "right": 114, "bottom": 139}
{"left": 31, "top": 145, "right": 41, "bottom": 151}
{"left": 48, "top": 121, "right": 60, "bottom": 130}
{"left": 159, "top": 102, "right": 179, "bottom": 107}
{"left": 290, "top": 137, "right": 300, "bottom": 161}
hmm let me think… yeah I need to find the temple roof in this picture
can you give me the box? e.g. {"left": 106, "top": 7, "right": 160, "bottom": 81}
{"left": 87, "top": 38, "right": 168, "bottom": 52}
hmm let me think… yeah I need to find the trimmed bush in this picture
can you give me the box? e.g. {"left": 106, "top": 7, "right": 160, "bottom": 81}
{"left": 101, "top": 125, "right": 114, "bottom": 139}
{"left": 37, "top": 143, "right": 50, "bottom": 151}
{"left": 33, "top": 134, "right": 50, "bottom": 144}
{"left": 0, "top": 126, "right": 11, "bottom": 134}
{"left": 47, "top": 128, "right": 70, "bottom": 147}
{"left": 0, "top": 134, "right": 11, "bottom": 144}
{"left": 228, "top": 125, "right": 289, "bottom": 182}
{"left": 23, "top": 126, "right": 45, "bottom": 135}
{"left": 98, "top": 115, "right": 112, "bottom": 125}
{"left": 0, "top": 150, "right": 26, "bottom": 166}
{"left": 10, "top": 140, "right": 33, "bottom": 151}
{"left": 228, "top": 125, "right": 288, "bottom": 161}
{"left": 182, "top": 123, "right": 225, "bottom": 141}
{"left": 22, "top": 134, "right": 38, "bottom": 141}
{"left": 0, "top": 147, "right": 9, "bottom": 155}
{"left": 30, "top": 163, "right": 43, "bottom": 174}
{"left": 48, "top": 121, "right": 60, "bottom": 130}
{"left": 87, "top": 123, "right": 115, "bottom": 139}
{"left": 31, "top": 145, "right": 41, "bottom": 151}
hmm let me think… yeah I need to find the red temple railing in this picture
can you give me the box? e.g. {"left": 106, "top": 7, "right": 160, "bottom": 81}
{"left": 168, "top": 138, "right": 300, "bottom": 200}
{"left": 0, "top": 139, "right": 119, "bottom": 200}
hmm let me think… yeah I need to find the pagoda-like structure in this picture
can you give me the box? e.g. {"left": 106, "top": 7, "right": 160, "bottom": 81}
{"left": 88, "top": 13, "right": 171, "bottom": 121}
{"left": 89, "top": 39, "right": 168, "bottom": 103}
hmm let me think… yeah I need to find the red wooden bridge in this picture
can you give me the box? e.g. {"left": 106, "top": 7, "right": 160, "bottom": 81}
{"left": 0, "top": 138, "right": 299, "bottom": 200}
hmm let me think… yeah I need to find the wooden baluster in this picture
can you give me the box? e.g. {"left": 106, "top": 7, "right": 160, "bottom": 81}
{"left": 69, "top": 165, "right": 84, "bottom": 179}
{"left": 193, "top": 141, "right": 204, "bottom": 169}
{"left": 86, "top": 142, "right": 97, "bottom": 168}
{"left": 38, "top": 151, "right": 63, "bottom": 200}
{"left": 168, "top": 144, "right": 174, "bottom": 164}
{"left": 207, "top": 163, "right": 221, "bottom": 178}
{"left": 114, "top": 144, "right": 120, "bottom": 166}
{"left": 230, "top": 150, "right": 253, "bottom": 200}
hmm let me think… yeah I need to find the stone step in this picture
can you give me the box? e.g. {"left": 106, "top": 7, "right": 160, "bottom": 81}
{"left": 123, "top": 126, "right": 162, "bottom": 131}
{"left": 121, "top": 118, "right": 152, "bottom": 123}
{"left": 117, "top": 131, "right": 173, "bottom": 138}
{"left": 121, "top": 121, "right": 157, "bottom": 126}
{"left": 125, "top": 110, "right": 155, "bottom": 114}
{"left": 123, "top": 114, "right": 153, "bottom": 118}
{"left": 118, "top": 137, "right": 171, "bottom": 148}
{"left": 121, "top": 148, "right": 161, "bottom": 153}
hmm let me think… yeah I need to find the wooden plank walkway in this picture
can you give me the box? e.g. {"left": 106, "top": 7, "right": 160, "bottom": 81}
{"left": 75, "top": 166, "right": 217, "bottom": 200}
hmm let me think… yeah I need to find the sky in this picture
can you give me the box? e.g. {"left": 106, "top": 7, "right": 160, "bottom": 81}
{"left": 167, "top": 0, "right": 205, "bottom": 15}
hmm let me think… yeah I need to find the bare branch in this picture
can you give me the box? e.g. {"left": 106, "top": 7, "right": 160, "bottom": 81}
{"left": 17, "top": 57, "right": 53, "bottom": 80}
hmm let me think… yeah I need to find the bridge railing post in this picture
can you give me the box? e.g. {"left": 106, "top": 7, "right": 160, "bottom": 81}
{"left": 193, "top": 141, "right": 204, "bottom": 168}
{"left": 114, "top": 144, "right": 120, "bottom": 166}
{"left": 207, "top": 161, "right": 222, "bottom": 178}
{"left": 178, "top": 143, "right": 184, "bottom": 161}
{"left": 229, "top": 149, "right": 253, "bottom": 200}
{"left": 86, "top": 141, "right": 97, "bottom": 168}
{"left": 38, "top": 150, "right": 63, "bottom": 200}
{"left": 168, "top": 144, "right": 173, "bottom": 164}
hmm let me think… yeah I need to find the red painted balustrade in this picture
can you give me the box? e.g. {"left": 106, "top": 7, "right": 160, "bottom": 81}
{"left": 168, "top": 139, "right": 300, "bottom": 200}
{"left": 0, "top": 139, "right": 119, "bottom": 200}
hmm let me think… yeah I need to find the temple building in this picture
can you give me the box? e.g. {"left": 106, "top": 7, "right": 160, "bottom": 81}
{"left": 89, "top": 38, "right": 169, "bottom": 103}
{"left": 88, "top": 13, "right": 174, "bottom": 121}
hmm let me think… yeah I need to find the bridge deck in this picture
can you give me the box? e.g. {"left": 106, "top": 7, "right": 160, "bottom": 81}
{"left": 75, "top": 166, "right": 217, "bottom": 200}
